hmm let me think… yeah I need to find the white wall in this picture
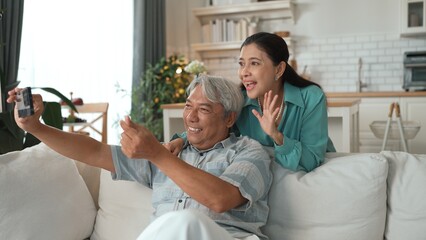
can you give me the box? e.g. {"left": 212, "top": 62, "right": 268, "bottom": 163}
{"left": 165, "top": 0, "right": 426, "bottom": 92}
{"left": 166, "top": 0, "right": 203, "bottom": 59}
{"left": 280, "top": 0, "right": 400, "bottom": 37}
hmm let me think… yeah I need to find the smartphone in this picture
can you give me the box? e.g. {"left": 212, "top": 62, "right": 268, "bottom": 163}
{"left": 16, "top": 87, "right": 35, "bottom": 118}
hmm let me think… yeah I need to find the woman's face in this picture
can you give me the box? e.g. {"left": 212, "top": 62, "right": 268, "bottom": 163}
{"left": 238, "top": 43, "right": 282, "bottom": 99}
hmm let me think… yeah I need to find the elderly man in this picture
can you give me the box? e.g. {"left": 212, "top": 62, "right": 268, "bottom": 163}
{"left": 8, "top": 74, "right": 272, "bottom": 240}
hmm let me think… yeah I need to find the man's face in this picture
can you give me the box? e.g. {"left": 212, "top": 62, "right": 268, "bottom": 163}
{"left": 183, "top": 85, "right": 234, "bottom": 150}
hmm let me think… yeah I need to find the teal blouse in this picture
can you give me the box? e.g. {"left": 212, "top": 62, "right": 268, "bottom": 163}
{"left": 233, "top": 82, "right": 335, "bottom": 172}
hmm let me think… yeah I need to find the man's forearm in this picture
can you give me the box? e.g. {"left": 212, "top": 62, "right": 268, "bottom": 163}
{"left": 153, "top": 151, "right": 247, "bottom": 213}
{"left": 29, "top": 124, "right": 114, "bottom": 171}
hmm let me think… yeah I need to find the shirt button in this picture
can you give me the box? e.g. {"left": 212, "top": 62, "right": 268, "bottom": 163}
{"left": 178, "top": 199, "right": 182, "bottom": 203}
{"left": 200, "top": 153, "right": 204, "bottom": 156}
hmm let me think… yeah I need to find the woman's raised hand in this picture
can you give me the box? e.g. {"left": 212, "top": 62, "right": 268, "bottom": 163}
{"left": 163, "top": 137, "right": 185, "bottom": 156}
{"left": 251, "top": 90, "right": 284, "bottom": 145}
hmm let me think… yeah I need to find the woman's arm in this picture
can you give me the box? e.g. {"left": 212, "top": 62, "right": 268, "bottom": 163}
{"left": 274, "top": 93, "right": 329, "bottom": 172}
{"left": 163, "top": 132, "right": 187, "bottom": 156}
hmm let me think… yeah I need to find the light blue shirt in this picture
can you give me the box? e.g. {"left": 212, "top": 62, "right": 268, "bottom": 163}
{"left": 234, "top": 82, "right": 335, "bottom": 172}
{"left": 110, "top": 134, "right": 272, "bottom": 240}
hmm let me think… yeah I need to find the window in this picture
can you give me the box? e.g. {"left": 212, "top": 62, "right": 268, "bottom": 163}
{"left": 18, "top": 0, "right": 133, "bottom": 144}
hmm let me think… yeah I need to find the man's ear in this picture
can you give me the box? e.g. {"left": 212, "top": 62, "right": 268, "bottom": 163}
{"left": 226, "top": 112, "right": 237, "bottom": 128}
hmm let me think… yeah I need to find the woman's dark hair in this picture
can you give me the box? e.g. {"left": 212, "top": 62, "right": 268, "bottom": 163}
{"left": 240, "top": 32, "right": 321, "bottom": 89}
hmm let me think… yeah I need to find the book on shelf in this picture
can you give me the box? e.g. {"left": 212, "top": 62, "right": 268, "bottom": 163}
{"left": 201, "top": 18, "right": 249, "bottom": 43}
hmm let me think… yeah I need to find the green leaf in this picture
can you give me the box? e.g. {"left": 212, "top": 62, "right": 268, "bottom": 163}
{"left": 0, "top": 111, "right": 25, "bottom": 154}
{"left": 33, "top": 87, "right": 78, "bottom": 113}
{"left": 22, "top": 102, "right": 63, "bottom": 149}
{"left": 42, "top": 102, "right": 63, "bottom": 130}
{"left": 0, "top": 110, "right": 24, "bottom": 139}
{"left": 23, "top": 133, "right": 40, "bottom": 149}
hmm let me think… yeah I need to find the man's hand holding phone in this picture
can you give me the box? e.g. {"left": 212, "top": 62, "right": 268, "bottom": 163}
{"left": 16, "top": 87, "right": 35, "bottom": 118}
{"left": 7, "top": 87, "right": 44, "bottom": 133}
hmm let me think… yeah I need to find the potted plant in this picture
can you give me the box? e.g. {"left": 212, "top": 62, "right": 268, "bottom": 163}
{"left": 131, "top": 55, "right": 192, "bottom": 141}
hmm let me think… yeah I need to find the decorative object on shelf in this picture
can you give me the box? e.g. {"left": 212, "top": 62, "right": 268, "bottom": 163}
{"left": 59, "top": 92, "right": 84, "bottom": 106}
{"left": 184, "top": 60, "right": 207, "bottom": 77}
{"left": 246, "top": 16, "right": 259, "bottom": 36}
{"left": 61, "top": 92, "right": 86, "bottom": 123}
{"left": 274, "top": 31, "right": 290, "bottom": 38}
{"left": 212, "top": 0, "right": 256, "bottom": 6}
{"left": 131, "top": 54, "right": 192, "bottom": 141}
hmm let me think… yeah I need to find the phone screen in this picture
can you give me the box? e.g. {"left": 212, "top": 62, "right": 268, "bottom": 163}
{"left": 17, "top": 87, "right": 35, "bottom": 117}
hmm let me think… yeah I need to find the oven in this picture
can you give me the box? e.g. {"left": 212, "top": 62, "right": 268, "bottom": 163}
{"left": 403, "top": 51, "right": 426, "bottom": 91}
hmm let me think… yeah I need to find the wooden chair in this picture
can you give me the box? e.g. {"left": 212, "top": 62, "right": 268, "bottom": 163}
{"left": 65, "top": 103, "right": 109, "bottom": 143}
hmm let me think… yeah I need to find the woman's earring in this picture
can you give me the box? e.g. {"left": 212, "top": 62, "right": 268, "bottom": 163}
{"left": 275, "top": 76, "right": 279, "bottom": 81}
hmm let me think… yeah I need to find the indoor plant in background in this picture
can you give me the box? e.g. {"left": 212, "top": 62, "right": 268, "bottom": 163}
{"left": 131, "top": 54, "right": 194, "bottom": 141}
{"left": 0, "top": 69, "right": 77, "bottom": 154}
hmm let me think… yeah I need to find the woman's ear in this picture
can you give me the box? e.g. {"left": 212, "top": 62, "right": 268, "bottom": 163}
{"left": 276, "top": 61, "right": 286, "bottom": 79}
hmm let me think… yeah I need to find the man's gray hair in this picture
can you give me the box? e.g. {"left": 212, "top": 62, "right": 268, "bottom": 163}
{"left": 186, "top": 74, "right": 244, "bottom": 118}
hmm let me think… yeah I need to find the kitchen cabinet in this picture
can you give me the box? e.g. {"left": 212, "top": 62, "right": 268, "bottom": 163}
{"left": 401, "top": 0, "right": 426, "bottom": 37}
{"left": 400, "top": 97, "right": 426, "bottom": 153}
{"left": 358, "top": 97, "right": 426, "bottom": 153}
{"left": 191, "top": 0, "right": 294, "bottom": 58}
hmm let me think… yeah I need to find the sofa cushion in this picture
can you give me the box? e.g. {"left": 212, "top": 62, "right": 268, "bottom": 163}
{"left": 263, "top": 153, "right": 388, "bottom": 240}
{"left": 382, "top": 151, "right": 426, "bottom": 240}
{"left": 90, "top": 169, "right": 153, "bottom": 240}
{"left": 0, "top": 143, "right": 97, "bottom": 240}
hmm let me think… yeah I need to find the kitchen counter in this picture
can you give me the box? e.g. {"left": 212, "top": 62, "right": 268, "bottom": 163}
{"left": 326, "top": 91, "right": 426, "bottom": 98}
{"left": 327, "top": 98, "right": 361, "bottom": 107}
{"left": 326, "top": 90, "right": 426, "bottom": 154}
{"left": 160, "top": 98, "right": 361, "bottom": 109}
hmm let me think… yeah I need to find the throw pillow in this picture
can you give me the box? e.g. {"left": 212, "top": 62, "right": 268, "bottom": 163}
{"left": 263, "top": 153, "right": 388, "bottom": 240}
{"left": 90, "top": 169, "right": 153, "bottom": 240}
{"left": 0, "top": 143, "right": 97, "bottom": 240}
{"left": 382, "top": 151, "right": 426, "bottom": 240}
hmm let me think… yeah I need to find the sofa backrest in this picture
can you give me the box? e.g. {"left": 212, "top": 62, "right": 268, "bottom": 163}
{"left": 5, "top": 143, "right": 425, "bottom": 240}
{"left": 263, "top": 152, "right": 389, "bottom": 240}
{"left": 381, "top": 151, "right": 426, "bottom": 240}
{"left": 74, "top": 160, "right": 101, "bottom": 209}
{"left": 74, "top": 149, "right": 426, "bottom": 240}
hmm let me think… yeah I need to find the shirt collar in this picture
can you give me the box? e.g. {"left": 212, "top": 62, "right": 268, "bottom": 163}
{"left": 184, "top": 133, "right": 238, "bottom": 153}
{"left": 243, "top": 90, "right": 258, "bottom": 107}
{"left": 243, "top": 81, "right": 305, "bottom": 109}
{"left": 284, "top": 81, "right": 305, "bottom": 108}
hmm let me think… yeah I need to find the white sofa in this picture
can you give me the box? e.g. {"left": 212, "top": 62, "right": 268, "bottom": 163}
{"left": 1, "top": 143, "right": 425, "bottom": 240}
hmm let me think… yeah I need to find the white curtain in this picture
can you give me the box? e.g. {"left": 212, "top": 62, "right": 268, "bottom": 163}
{"left": 18, "top": 0, "right": 133, "bottom": 144}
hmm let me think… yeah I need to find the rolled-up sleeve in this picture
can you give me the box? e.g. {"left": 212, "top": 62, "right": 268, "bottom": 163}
{"left": 110, "top": 145, "right": 152, "bottom": 187}
{"left": 219, "top": 138, "right": 272, "bottom": 210}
